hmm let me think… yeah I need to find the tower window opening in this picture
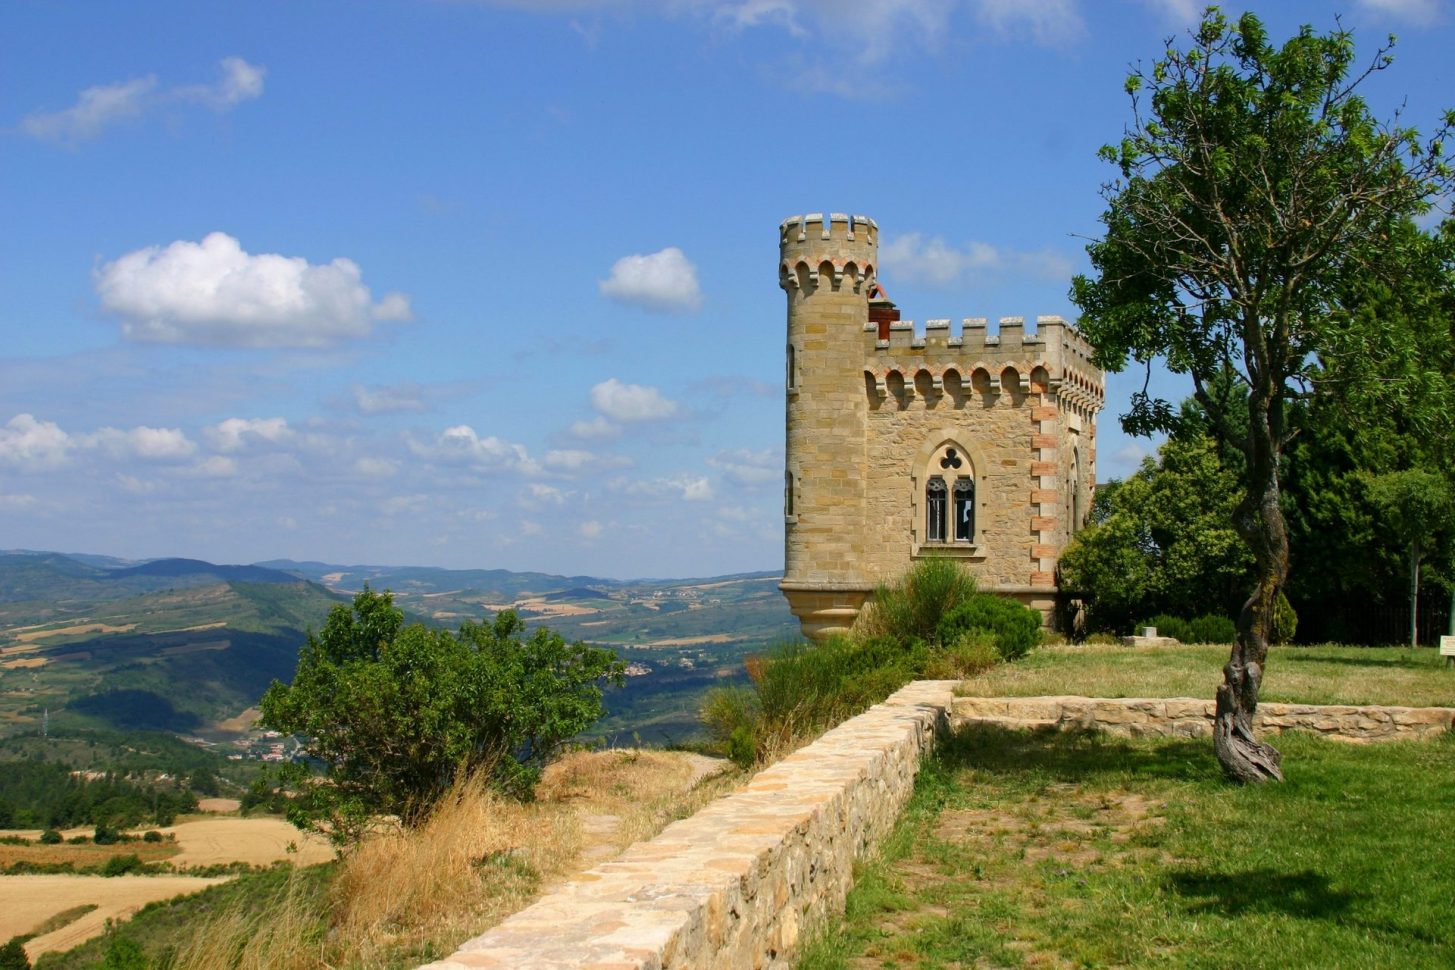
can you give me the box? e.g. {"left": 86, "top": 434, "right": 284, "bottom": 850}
{"left": 787, "top": 344, "right": 796, "bottom": 389}
{"left": 953, "top": 478, "right": 975, "bottom": 541}
{"left": 926, "top": 476, "right": 948, "bottom": 542}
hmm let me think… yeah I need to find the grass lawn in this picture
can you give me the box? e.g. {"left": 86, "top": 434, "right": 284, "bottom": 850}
{"left": 958, "top": 643, "right": 1455, "bottom": 708}
{"left": 799, "top": 727, "right": 1455, "bottom": 969}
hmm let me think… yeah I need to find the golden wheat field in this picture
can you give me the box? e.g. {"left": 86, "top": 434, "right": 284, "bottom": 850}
{"left": 158, "top": 817, "right": 334, "bottom": 867}
{"left": 1, "top": 875, "right": 231, "bottom": 958}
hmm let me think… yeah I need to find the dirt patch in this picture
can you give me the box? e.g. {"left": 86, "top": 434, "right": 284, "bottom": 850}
{"left": 14, "top": 623, "right": 136, "bottom": 643}
{"left": 159, "top": 818, "right": 334, "bottom": 867}
{"left": 1, "top": 874, "right": 230, "bottom": 959}
{"left": 197, "top": 798, "right": 242, "bottom": 814}
{"left": 214, "top": 706, "right": 262, "bottom": 733}
{"left": 642, "top": 633, "right": 739, "bottom": 647}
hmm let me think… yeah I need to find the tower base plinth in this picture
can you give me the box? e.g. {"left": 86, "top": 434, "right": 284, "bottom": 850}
{"left": 779, "top": 582, "right": 874, "bottom": 642}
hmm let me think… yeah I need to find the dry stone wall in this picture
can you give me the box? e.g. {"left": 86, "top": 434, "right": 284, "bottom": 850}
{"left": 420, "top": 681, "right": 960, "bottom": 970}
{"left": 953, "top": 695, "right": 1455, "bottom": 741}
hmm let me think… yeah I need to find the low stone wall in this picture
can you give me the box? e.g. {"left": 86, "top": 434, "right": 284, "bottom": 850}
{"left": 952, "top": 695, "right": 1455, "bottom": 741}
{"left": 421, "top": 680, "right": 959, "bottom": 970}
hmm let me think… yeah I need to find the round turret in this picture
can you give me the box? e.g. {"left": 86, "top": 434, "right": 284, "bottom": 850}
{"left": 779, "top": 213, "right": 879, "bottom": 640}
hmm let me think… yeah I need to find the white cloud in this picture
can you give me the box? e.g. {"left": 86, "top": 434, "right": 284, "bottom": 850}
{"left": 20, "top": 57, "right": 265, "bottom": 146}
{"left": 86, "top": 425, "right": 196, "bottom": 461}
{"left": 1135, "top": 0, "right": 1202, "bottom": 25}
{"left": 879, "top": 232, "right": 1074, "bottom": 287}
{"left": 20, "top": 76, "right": 157, "bottom": 145}
{"left": 526, "top": 483, "right": 569, "bottom": 505}
{"left": 579, "top": 520, "right": 604, "bottom": 539}
{"left": 972, "top": 0, "right": 1084, "bottom": 45}
{"left": 354, "top": 457, "right": 399, "bottom": 478}
{"left": 0, "top": 493, "right": 37, "bottom": 511}
{"left": 410, "top": 424, "right": 540, "bottom": 475}
{"left": 352, "top": 382, "right": 427, "bottom": 415}
{"left": 543, "top": 449, "right": 631, "bottom": 474}
{"left": 708, "top": 448, "right": 780, "bottom": 485}
{"left": 189, "top": 455, "right": 239, "bottom": 478}
{"left": 0, "top": 414, "right": 73, "bottom": 470}
{"left": 173, "top": 57, "right": 267, "bottom": 110}
{"left": 599, "top": 247, "right": 703, "bottom": 313}
{"left": 609, "top": 474, "right": 715, "bottom": 502}
{"left": 96, "top": 232, "right": 411, "bottom": 348}
{"left": 590, "top": 378, "right": 678, "bottom": 422}
{"left": 569, "top": 415, "right": 622, "bottom": 440}
{"left": 206, "top": 417, "right": 291, "bottom": 452}
{"left": 1355, "top": 0, "right": 1443, "bottom": 24}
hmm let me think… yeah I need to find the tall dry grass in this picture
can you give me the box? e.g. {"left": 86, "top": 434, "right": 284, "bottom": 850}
{"left": 167, "top": 750, "right": 735, "bottom": 969}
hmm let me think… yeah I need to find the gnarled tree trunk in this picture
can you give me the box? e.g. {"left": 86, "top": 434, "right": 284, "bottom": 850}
{"left": 1215, "top": 388, "right": 1286, "bottom": 783}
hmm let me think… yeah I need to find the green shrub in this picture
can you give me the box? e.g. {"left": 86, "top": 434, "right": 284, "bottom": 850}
{"left": 1187, "top": 614, "right": 1237, "bottom": 644}
{"left": 924, "top": 633, "right": 1000, "bottom": 679}
{"left": 938, "top": 596, "right": 1043, "bottom": 661}
{"left": 1135, "top": 614, "right": 1194, "bottom": 642}
{"left": 38, "top": 829, "right": 62, "bottom": 845}
{"left": 0, "top": 938, "right": 30, "bottom": 970}
{"left": 101, "top": 854, "right": 144, "bottom": 877}
{"left": 100, "top": 936, "right": 147, "bottom": 970}
{"left": 725, "top": 727, "right": 757, "bottom": 770}
{"left": 700, "top": 686, "right": 760, "bottom": 768}
{"left": 1271, "top": 591, "right": 1298, "bottom": 644}
{"left": 92, "top": 824, "right": 119, "bottom": 846}
{"left": 857, "top": 556, "right": 979, "bottom": 644}
{"left": 142, "top": 830, "right": 163, "bottom": 843}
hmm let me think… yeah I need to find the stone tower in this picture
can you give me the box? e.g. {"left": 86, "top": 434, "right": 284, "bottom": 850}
{"left": 778, "top": 212, "right": 1105, "bottom": 640}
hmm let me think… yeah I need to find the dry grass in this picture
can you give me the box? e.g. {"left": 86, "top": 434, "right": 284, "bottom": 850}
{"left": 958, "top": 643, "right": 1455, "bottom": 708}
{"left": 166, "top": 749, "right": 735, "bottom": 969}
{"left": 0, "top": 841, "right": 178, "bottom": 868}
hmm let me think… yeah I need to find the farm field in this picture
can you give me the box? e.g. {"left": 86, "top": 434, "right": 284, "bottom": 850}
{"left": 959, "top": 643, "right": 1455, "bottom": 708}
{"left": 1, "top": 874, "right": 231, "bottom": 959}
{"left": 156, "top": 817, "right": 332, "bottom": 867}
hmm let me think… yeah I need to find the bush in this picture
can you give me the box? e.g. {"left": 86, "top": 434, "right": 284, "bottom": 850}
{"left": 260, "top": 588, "right": 625, "bottom": 843}
{"left": 1135, "top": 614, "right": 1194, "bottom": 642}
{"left": 699, "top": 687, "right": 760, "bottom": 770}
{"left": 923, "top": 633, "right": 1000, "bottom": 679}
{"left": 937, "top": 597, "right": 1042, "bottom": 661}
{"left": 142, "top": 830, "right": 163, "bottom": 843}
{"left": 0, "top": 938, "right": 30, "bottom": 970}
{"left": 1271, "top": 591, "right": 1298, "bottom": 644}
{"left": 102, "top": 854, "right": 145, "bottom": 877}
{"left": 93, "top": 824, "right": 119, "bottom": 846}
{"left": 38, "top": 829, "right": 61, "bottom": 845}
{"left": 857, "top": 556, "right": 980, "bottom": 644}
{"left": 1188, "top": 614, "right": 1237, "bottom": 644}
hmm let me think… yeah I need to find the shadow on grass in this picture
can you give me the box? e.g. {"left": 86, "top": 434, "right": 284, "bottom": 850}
{"left": 1167, "top": 868, "right": 1363, "bottom": 919}
{"left": 1280, "top": 651, "right": 1424, "bottom": 671}
{"left": 940, "top": 723, "right": 1218, "bottom": 784}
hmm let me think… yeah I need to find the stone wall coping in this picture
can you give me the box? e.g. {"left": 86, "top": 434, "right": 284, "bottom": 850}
{"left": 420, "top": 680, "right": 960, "bottom": 970}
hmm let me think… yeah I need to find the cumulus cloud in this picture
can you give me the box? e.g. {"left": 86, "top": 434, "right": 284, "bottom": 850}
{"left": 86, "top": 425, "right": 196, "bottom": 461}
{"left": 206, "top": 417, "right": 291, "bottom": 452}
{"left": 1135, "top": 0, "right": 1203, "bottom": 25}
{"left": 542, "top": 449, "right": 632, "bottom": 474}
{"left": 96, "top": 232, "right": 411, "bottom": 348}
{"left": 599, "top": 247, "right": 703, "bottom": 313}
{"left": 578, "top": 520, "right": 604, "bottom": 538}
{"left": 879, "top": 232, "right": 1074, "bottom": 287}
{"left": 0, "top": 414, "right": 74, "bottom": 470}
{"left": 21, "top": 57, "right": 265, "bottom": 146}
{"left": 708, "top": 448, "right": 780, "bottom": 485}
{"left": 353, "top": 457, "right": 399, "bottom": 478}
{"left": 590, "top": 378, "right": 678, "bottom": 422}
{"left": 569, "top": 415, "right": 622, "bottom": 440}
{"left": 1355, "top": 0, "right": 1443, "bottom": 24}
{"left": 410, "top": 425, "right": 540, "bottom": 475}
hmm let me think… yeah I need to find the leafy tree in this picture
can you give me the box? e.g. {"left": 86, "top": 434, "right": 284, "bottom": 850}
{"left": 1363, "top": 469, "right": 1455, "bottom": 645}
{"left": 259, "top": 588, "right": 624, "bottom": 844}
{"left": 1073, "top": 10, "right": 1453, "bottom": 781}
{"left": 1060, "top": 428, "right": 1252, "bottom": 633}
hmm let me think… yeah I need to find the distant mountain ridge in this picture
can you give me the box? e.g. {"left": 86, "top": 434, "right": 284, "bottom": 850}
{"left": 105, "top": 557, "right": 300, "bottom": 585}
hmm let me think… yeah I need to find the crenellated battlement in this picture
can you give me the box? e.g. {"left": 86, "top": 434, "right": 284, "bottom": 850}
{"left": 860, "top": 314, "right": 1104, "bottom": 413}
{"left": 779, "top": 213, "right": 878, "bottom": 293}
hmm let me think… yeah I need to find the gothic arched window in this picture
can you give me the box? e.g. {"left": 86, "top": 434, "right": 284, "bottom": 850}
{"left": 926, "top": 476, "right": 948, "bottom": 542}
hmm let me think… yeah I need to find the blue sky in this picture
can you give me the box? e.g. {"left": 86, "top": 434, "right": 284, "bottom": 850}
{"left": 2, "top": 0, "right": 1451, "bottom": 578}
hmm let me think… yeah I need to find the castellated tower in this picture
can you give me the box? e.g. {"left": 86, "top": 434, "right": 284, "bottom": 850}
{"left": 778, "top": 213, "right": 1105, "bottom": 640}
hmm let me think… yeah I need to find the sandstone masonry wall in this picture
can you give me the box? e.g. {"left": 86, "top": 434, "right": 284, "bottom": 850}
{"left": 420, "top": 681, "right": 960, "bottom": 970}
{"left": 952, "top": 695, "right": 1455, "bottom": 741}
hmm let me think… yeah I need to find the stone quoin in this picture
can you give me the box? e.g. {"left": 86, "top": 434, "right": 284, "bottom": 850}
{"left": 779, "top": 213, "right": 1105, "bottom": 640}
